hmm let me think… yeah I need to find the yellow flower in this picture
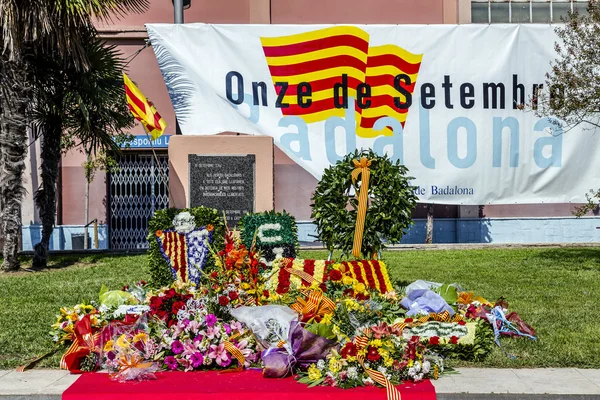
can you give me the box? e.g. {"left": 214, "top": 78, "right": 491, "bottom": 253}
{"left": 378, "top": 348, "right": 390, "bottom": 358}
{"left": 321, "top": 313, "right": 333, "bottom": 325}
{"left": 90, "top": 315, "right": 99, "bottom": 326}
{"left": 433, "top": 365, "right": 439, "bottom": 379}
{"left": 347, "top": 355, "right": 357, "bottom": 363}
{"left": 116, "top": 334, "right": 130, "bottom": 349}
{"left": 307, "top": 364, "right": 322, "bottom": 380}
{"left": 384, "top": 357, "right": 394, "bottom": 367}
{"left": 353, "top": 282, "right": 366, "bottom": 293}
{"left": 103, "top": 340, "right": 114, "bottom": 352}
{"left": 370, "top": 339, "right": 383, "bottom": 348}
{"left": 329, "top": 357, "right": 343, "bottom": 373}
{"left": 342, "top": 276, "right": 354, "bottom": 286}
{"left": 133, "top": 332, "right": 148, "bottom": 344}
{"left": 241, "top": 282, "right": 251, "bottom": 290}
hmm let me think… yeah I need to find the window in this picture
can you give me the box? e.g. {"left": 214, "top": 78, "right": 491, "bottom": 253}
{"left": 471, "top": 0, "right": 590, "bottom": 23}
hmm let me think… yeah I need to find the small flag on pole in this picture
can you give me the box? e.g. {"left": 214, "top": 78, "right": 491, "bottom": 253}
{"left": 123, "top": 73, "right": 167, "bottom": 140}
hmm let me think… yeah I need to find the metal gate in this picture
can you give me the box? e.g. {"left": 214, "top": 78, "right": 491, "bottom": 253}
{"left": 109, "top": 153, "right": 169, "bottom": 250}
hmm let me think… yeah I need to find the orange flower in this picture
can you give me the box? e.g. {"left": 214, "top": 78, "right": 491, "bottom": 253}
{"left": 207, "top": 224, "right": 214, "bottom": 231}
{"left": 229, "top": 248, "right": 249, "bottom": 268}
{"left": 156, "top": 230, "right": 163, "bottom": 237}
{"left": 457, "top": 291, "right": 474, "bottom": 304}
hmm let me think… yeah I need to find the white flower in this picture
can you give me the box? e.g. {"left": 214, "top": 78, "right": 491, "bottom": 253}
{"left": 317, "top": 360, "right": 326, "bottom": 370}
{"left": 173, "top": 211, "right": 196, "bottom": 234}
{"left": 363, "top": 377, "right": 374, "bottom": 385}
{"left": 413, "top": 361, "right": 421, "bottom": 373}
{"left": 377, "top": 366, "right": 387, "bottom": 374}
{"left": 347, "top": 367, "right": 358, "bottom": 379}
{"left": 422, "top": 361, "right": 431, "bottom": 374}
{"left": 408, "top": 367, "right": 416, "bottom": 377}
{"left": 257, "top": 223, "right": 282, "bottom": 243}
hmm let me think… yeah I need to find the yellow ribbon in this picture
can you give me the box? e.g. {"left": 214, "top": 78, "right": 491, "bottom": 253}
{"left": 354, "top": 331, "right": 402, "bottom": 400}
{"left": 351, "top": 157, "right": 371, "bottom": 258}
{"left": 116, "top": 354, "right": 153, "bottom": 372}
{"left": 391, "top": 311, "right": 464, "bottom": 334}
{"left": 223, "top": 341, "right": 246, "bottom": 371}
{"left": 290, "top": 290, "right": 336, "bottom": 320}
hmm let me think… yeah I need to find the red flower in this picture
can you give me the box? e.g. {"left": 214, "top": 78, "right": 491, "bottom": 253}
{"left": 458, "top": 320, "right": 466, "bottom": 326}
{"left": 263, "top": 290, "right": 270, "bottom": 298}
{"left": 218, "top": 296, "right": 230, "bottom": 306}
{"left": 228, "top": 291, "right": 239, "bottom": 300}
{"left": 165, "top": 289, "right": 176, "bottom": 299}
{"left": 404, "top": 318, "right": 414, "bottom": 323}
{"left": 366, "top": 346, "right": 381, "bottom": 362}
{"left": 429, "top": 336, "right": 440, "bottom": 345}
{"left": 171, "top": 301, "right": 186, "bottom": 314}
{"left": 450, "top": 336, "right": 459, "bottom": 345}
{"left": 343, "top": 288, "right": 355, "bottom": 297}
{"left": 328, "top": 269, "right": 343, "bottom": 282}
{"left": 210, "top": 271, "right": 219, "bottom": 279}
{"left": 319, "top": 283, "right": 327, "bottom": 292}
{"left": 340, "top": 342, "right": 358, "bottom": 359}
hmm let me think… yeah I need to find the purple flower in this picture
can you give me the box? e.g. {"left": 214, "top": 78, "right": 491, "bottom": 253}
{"left": 182, "top": 319, "right": 190, "bottom": 327}
{"left": 221, "top": 353, "right": 232, "bottom": 368}
{"left": 171, "top": 340, "right": 184, "bottom": 355}
{"left": 205, "top": 314, "right": 217, "bottom": 327}
{"left": 223, "top": 324, "right": 232, "bottom": 335}
{"left": 191, "top": 352, "right": 204, "bottom": 368}
{"left": 193, "top": 334, "right": 203, "bottom": 343}
{"left": 164, "top": 356, "right": 178, "bottom": 371}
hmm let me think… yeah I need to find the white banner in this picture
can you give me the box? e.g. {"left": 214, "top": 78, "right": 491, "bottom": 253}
{"left": 146, "top": 23, "right": 600, "bottom": 205}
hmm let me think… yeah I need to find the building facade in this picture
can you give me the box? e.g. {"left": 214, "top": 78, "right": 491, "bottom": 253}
{"left": 20, "top": 0, "right": 600, "bottom": 251}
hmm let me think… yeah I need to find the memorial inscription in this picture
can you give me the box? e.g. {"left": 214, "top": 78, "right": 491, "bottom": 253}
{"left": 189, "top": 155, "right": 255, "bottom": 225}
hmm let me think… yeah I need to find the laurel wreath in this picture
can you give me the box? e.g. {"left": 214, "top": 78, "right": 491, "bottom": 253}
{"left": 310, "top": 149, "right": 417, "bottom": 258}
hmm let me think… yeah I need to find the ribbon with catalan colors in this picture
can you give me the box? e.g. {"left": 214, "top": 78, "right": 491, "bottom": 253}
{"left": 290, "top": 290, "right": 336, "bottom": 321}
{"left": 392, "top": 310, "right": 464, "bottom": 334}
{"left": 351, "top": 157, "right": 371, "bottom": 258}
{"left": 223, "top": 331, "right": 247, "bottom": 371}
{"left": 354, "top": 330, "right": 402, "bottom": 400}
{"left": 60, "top": 315, "right": 100, "bottom": 373}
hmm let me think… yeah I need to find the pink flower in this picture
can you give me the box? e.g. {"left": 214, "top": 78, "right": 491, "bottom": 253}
{"left": 230, "top": 321, "right": 244, "bottom": 333}
{"left": 205, "top": 314, "right": 217, "bottom": 327}
{"left": 182, "top": 339, "right": 197, "bottom": 357}
{"left": 187, "top": 320, "right": 201, "bottom": 334}
{"left": 208, "top": 343, "right": 229, "bottom": 366}
{"left": 323, "top": 375, "right": 337, "bottom": 387}
{"left": 204, "top": 326, "right": 221, "bottom": 340}
{"left": 236, "top": 339, "right": 255, "bottom": 367}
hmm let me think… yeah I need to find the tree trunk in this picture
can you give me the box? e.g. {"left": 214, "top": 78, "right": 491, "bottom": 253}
{"left": 32, "top": 124, "right": 62, "bottom": 269}
{"left": 84, "top": 153, "right": 91, "bottom": 250}
{"left": 0, "top": 61, "right": 29, "bottom": 272}
{"left": 425, "top": 203, "right": 434, "bottom": 244}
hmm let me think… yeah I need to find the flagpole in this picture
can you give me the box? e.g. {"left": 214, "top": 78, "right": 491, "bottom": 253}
{"left": 144, "top": 129, "right": 175, "bottom": 207}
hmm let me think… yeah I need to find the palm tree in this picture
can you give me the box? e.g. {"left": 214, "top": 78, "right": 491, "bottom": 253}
{"left": 30, "top": 34, "right": 135, "bottom": 268}
{"left": 0, "top": 0, "right": 147, "bottom": 271}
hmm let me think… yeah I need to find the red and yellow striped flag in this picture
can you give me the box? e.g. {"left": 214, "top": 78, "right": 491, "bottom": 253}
{"left": 123, "top": 73, "right": 167, "bottom": 140}
{"left": 261, "top": 26, "right": 422, "bottom": 138}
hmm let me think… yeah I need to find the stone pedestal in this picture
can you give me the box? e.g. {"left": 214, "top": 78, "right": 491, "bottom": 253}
{"left": 168, "top": 135, "right": 274, "bottom": 222}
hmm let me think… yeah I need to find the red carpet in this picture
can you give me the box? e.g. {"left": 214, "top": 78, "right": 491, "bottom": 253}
{"left": 62, "top": 370, "right": 436, "bottom": 400}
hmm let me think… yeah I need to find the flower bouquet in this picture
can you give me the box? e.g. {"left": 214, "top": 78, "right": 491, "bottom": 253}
{"left": 151, "top": 295, "right": 260, "bottom": 371}
{"left": 297, "top": 324, "right": 443, "bottom": 388}
{"left": 102, "top": 314, "right": 159, "bottom": 382}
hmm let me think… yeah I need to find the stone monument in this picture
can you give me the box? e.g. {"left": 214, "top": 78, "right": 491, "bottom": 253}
{"left": 168, "top": 135, "right": 274, "bottom": 224}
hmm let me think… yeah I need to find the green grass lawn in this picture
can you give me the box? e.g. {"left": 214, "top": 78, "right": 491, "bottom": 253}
{"left": 1, "top": 247, "right": 599, "bottom": 369}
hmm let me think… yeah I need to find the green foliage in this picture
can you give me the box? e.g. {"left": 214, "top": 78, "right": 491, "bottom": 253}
{"left": 238, "top": 210, "right": 299, "bottom": 248}
{"left": 311, "top": 149, "right": 417, "bottom": 258}
{"left": 147, "top": 207, "right": 225, "bottom": 287}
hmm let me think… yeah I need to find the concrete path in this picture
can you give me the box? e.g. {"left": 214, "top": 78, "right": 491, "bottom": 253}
{"left": 0, "top": 368, "right": 599, "bottom": 400}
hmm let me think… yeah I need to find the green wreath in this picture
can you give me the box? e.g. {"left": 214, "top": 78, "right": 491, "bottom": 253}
{"left": 311, "top": 149, "right": 417, "bottom": 258}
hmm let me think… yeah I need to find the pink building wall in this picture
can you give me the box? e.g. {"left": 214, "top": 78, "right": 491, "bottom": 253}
{"left": 60, "top": 0, "right": 583, "bottom": 227}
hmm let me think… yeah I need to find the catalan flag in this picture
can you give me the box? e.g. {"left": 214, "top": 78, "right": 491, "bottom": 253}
{"left": 261, "top": 26, "right": 422, "bottom": 138}
{"left": 123, "top": 73, "right": 167, "bottom": 140}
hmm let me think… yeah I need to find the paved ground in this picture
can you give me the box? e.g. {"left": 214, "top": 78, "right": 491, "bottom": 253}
{"left": 0, "top": 368, "right": 599, "bottom": 400}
